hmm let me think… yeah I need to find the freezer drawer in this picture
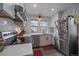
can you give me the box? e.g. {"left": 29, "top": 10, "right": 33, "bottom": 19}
{"left": 54, "top": 37, "right": 60, "bottom": 50}
{"left": 59, "top": 39, "right": 66, "bottom": 54}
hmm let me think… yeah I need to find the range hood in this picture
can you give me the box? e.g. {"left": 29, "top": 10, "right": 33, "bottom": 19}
{"left": 15, "top": 5, "right": 27, "bottom": 22}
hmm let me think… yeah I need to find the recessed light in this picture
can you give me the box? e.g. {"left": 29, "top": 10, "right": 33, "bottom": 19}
{"left": 33, "top": 4, "right": 37, "bottom": 7}
{"left": 51, "top": 8, "right": 54, "bottom": 11}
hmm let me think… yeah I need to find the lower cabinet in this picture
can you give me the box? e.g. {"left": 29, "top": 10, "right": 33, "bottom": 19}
{"left": 24, "top": 37, "right": 32, "bottom": 43}
{"left": 31, "top": 34, "right": 52, "bottom": 48}
{"left": 40, "top": 34, "right": 52, "bottom": 46}
{"left": 31, "top": 35, "right": 40, "bottom": 48}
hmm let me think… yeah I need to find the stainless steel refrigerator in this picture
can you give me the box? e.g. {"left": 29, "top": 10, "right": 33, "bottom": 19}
{"left": 68, "top": 16, "right": 78, "bottom": 55}
{"left": 58, "top": 15, "right": 78, "bottom": 56}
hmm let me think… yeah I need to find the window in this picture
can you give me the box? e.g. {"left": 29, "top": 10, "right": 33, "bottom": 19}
{"left": 31, "top": 20, "right": 39, "bottom": 33}
{"left": 30, "top": 20, "right": 48, "bottom": 33}
{"left": 40, "top": 21, "right": 48, "bottom": 33}
{"left": 40, "top": 21, "right": 48, "bottom": 27}
{"left": 31, "top": 20, "right": 39, "bottom": 26}
{"left": 31, "top": 27, "right": 38, "bottom": 33}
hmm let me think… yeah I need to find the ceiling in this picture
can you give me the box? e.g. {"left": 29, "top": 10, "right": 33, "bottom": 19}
{"left": 24, "top": 3, "right": 78, "bottom": 17}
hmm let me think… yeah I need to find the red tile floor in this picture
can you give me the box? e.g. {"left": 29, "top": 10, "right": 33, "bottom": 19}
{"left": 33, "top": 49, "right": 43, "bottom": 56}
{"left": 33, "top": 45, "right": 64, "bottom": 56}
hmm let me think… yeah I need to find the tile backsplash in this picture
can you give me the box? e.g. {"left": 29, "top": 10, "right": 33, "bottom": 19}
{"left": 0, "top": 18, "right": 16, "bottom": 31}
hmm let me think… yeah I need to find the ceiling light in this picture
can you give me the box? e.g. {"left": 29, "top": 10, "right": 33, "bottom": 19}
{"left": 51, "top": 8, "right": 55, "bottom": 11}
{"left": 33, "top": 4, "right": 37, "bottom": 7}
{"left": 37, "top": 16, "right": 43, "bottom": 21}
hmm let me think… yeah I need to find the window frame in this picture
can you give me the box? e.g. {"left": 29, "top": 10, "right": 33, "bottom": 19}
{"left": 30, "top": 19, "right": 48, "bottom": 33}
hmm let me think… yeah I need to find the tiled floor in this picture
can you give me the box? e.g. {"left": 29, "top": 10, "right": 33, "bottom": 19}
{"left": 33, "top": 48, "right": 64, "bottom": 56}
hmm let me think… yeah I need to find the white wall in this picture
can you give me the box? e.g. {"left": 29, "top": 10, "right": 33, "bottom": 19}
{"left": 0, "top": 18, "right": 31, "bottom": 34}
{"left": 50, "top": 13, "right": 59, "bottom": 37}
{"left": 50, "top": 13, "right": 59, "bottom": 45}
{"left": 50, "top": 13, "right": 58, "bottom": 27}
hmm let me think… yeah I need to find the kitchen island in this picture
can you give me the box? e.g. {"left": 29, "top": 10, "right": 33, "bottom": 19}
{"left": 0, "top": 43, "right": 33, "bottom": 56}
{"left": 31, "top": 33, "right": 53, "bottom": 48}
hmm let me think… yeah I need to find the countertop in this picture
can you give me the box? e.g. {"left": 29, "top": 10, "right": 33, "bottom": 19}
{"left": 18, "top": 34, "right": 31, "bottom": 37}
{"left": 31, "top": 33, "right": 53, "bottom": 36}
{"left": 18, "top": 33, "right": 53, "bottom": 37}
{"left": 0, "top": 43, "right": 33, "bottom": 56}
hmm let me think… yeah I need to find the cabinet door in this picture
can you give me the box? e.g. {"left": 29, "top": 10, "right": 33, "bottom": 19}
{"left": 40, "top": 34, "right": 52, "bottom": 46}
{"left": 32, "top": 35, "right": 40, "bottom": 48}
{"left": 24, "top": 37, "right": 31, "bottom": 43}
{"left": 3, "top": 3, "right": 15, "bottom": 18}
{"left": 44, "top": 34, "right": 52, "bottom": 45}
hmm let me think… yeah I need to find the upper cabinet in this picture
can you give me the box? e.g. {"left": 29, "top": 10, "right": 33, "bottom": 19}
{"left": 15, "top": 3, "right": 26, "bottom": 11}
{"left": 0, "top": 3, "right": 27, "bottom": 21}
{"left": 0, "top": 3, "right": 15, "bottom": 19}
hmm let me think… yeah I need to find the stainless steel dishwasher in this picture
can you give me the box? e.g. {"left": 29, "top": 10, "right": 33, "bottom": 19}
{"left": 31, "top": 35, "right": 40, "bottom": 48}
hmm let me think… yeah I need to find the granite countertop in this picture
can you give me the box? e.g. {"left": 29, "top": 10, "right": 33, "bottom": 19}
{"left": 18, "top": 34, "right": 31, "bottom": 37}
{"left": 17, "top": 33, "right": 53, "bottom": 37}
{"left": 31, "top": 33, "right": 53, "bottom": 35}
{"left": 0, "top": 43, "right": 33, "bottom": 56}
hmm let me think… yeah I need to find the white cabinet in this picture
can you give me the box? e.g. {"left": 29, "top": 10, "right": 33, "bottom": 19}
{"left": 0, "top": 3, "right": 15, "bottom": 18}
{"left": 32, "top": 35, "right": 40, "bottom": 48}
{"left": 40, "top": 34, "right": 52, "bottom": 46}
{"left": 3, "top": 3, "right": 15, "bottom": 18}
